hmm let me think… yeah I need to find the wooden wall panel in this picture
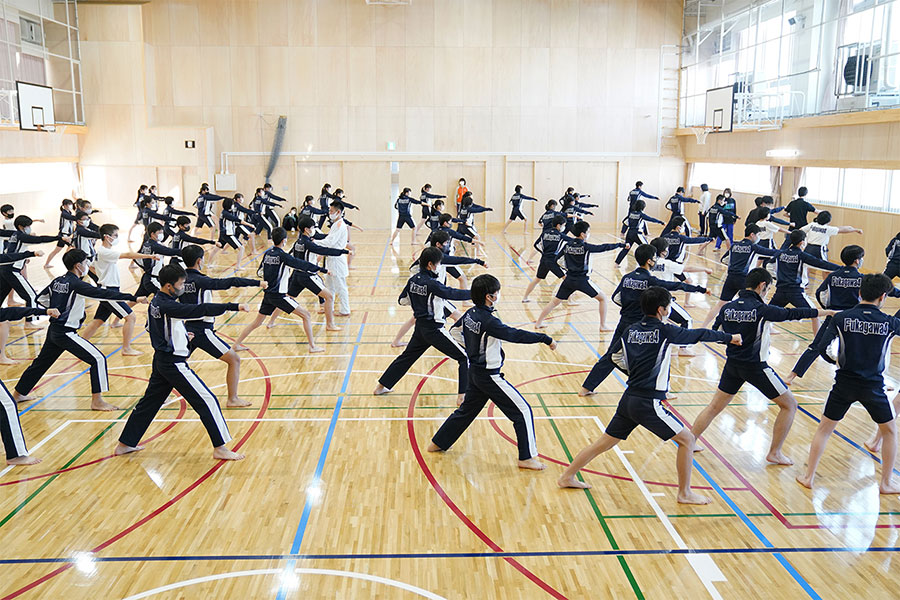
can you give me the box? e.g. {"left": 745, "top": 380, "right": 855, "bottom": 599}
{"left": 341, "top": 161, "right": 392, "bottom": 229}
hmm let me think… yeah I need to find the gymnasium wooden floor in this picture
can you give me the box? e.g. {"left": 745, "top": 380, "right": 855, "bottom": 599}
{"left": 2, "top": 226, "right": 899, "bottom": 599}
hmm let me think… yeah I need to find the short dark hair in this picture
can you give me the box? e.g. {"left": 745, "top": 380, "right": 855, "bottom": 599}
{"left": 671, "top": 216, "right": 686, "bottom": 229}
{"left": 789, "top": 229, "right": 806, "bottom": 245}
{"left": 860, "top": 273, "right": 893, "bottom": 302}
{"left": 552, "top": 215, "right": 566, "bottom": 227}
{"left": 700, "top": 183, "right": 708, "bottom": 191}
{"left": 298, "top": 216, "right": 315, "bottom": 231}
{"left": 0, "top": 204, "right": 13, "bottom": 215}
{"left": 159, "top": 264, "right": 186, "bottom": 288}
{"left": 419, "top": 246, "right": 443, "bottom": 270}
{"left": 745, "top": 267, "right": 773, "bottom": 290}
{"left": 754, "top": 196, "right": 764, "bottom": 207}
{"left": 649, "top": 237, "right": 669, "bottom": 257}
{"left": 99, "top": 223, "right": 118, "bottom": 237}
{"left": 760, "top": 195, "right": 774, "bottom": 205}
{"left": 471, "top": 274, "right": 501, "bottom": 305}
{"left": 428, "top": 230, "right": 450, "bottom": 247}
{"left": 439, "top": 213, "right": 453, "bottom": 226}
{"left": 635, "top": 181, "right": 643, "bottom": 188}
{"left": 75, "top": 210, "right": 89, "bottom": 221}
{"left": 147, "top": 222, "right": 164, "bottom": 236}
{"left": 640, "top": 286, "right": 671, "bottom": 316}
{"left": 633, "top": 199, "right": 646, "bottom": 212}
{"left": 222, "top": 197, "right": 234, "bottom": 211}
{"left": 635, "top": 244, "right": 657, "bottom": 266}
{"left": 840, "top": 244, "right": 865, "bottom": 266}
{"left": 798, "top": 186, "right": 808, "bottom": 197}
{"left": 572, "top": 221, "right": 590, "bottom": 237}
{"left": 676, "top": 186, "right": 685, "bottom": 193}
{"left": 744, "top": 224, "right": 761, "bottom": 237}
{"left": 176, "top": 215, "right": 191, "bottom": 228}
{"left": 272, "top": 227, "right": 287, "bottom": 246}
{"left": 330, "top": 200, "right": 345, "bottom": 212}
{"left": 63, "top": 249, "right": 87, "bottom": 270}
{"left": 14, "top": 215, "right": 32, "bottom": 229}
{"left": 815, "top": 211, "right": 832, "bottom": 225}
{"left": 181, "top": 244, "right": 204, "bottom": 267}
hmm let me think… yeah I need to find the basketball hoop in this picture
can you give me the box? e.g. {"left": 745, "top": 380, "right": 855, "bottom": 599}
{"left": 691, "top": 126, "right": 718, "bottom": 145}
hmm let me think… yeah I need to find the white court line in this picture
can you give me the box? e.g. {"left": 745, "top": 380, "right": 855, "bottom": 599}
{"left": 66, "top": 415, "right": 600, "bottom": 424}
{"left": 120, "top": 567, "right": 447, "bottom": 600}
{"left": 592, "top": 416, "right": 726, "bottom": 600}
{"left": 0, "top": 421, "right": 70, "bottom": 478}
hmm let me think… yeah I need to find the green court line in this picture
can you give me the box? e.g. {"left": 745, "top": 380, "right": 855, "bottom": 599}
{"left": 535, "top": 393, "right": 644, "bottom": 599}
{"left": 0, "top": 406, "right": 132, "bottom": 529}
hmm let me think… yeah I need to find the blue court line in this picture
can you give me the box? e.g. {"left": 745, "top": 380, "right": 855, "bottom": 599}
{"left": 17, "top": 330, "right": 146, "bottom": 416}
{"left": 5, "top": 545, "right": 900, "bottom": 565}
{"left": 370, "top": 239, "right": 390, "bottom": 290}
{"left": 566, "top": 320, "right": 821, "bottom": 599}
{"left": 491, "top": 237, "right": 528, "bottom": 276}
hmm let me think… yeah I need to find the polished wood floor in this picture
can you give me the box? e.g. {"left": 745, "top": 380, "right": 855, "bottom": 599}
{"left": 2, "top": 226, "right": 900, "bottom": 599}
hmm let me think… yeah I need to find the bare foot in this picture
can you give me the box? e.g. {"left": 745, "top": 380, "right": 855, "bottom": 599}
{"left": 557, "top": 475, "right": 591, "bottom": 489}
{"left": 426, "top": 442, "right": 443, "bottom": 452}
{"left": 24, "top": 322, "right": 44, "bottom": 330}
{"left": 12, "top": 393, "right": 35, "bottom": 403}
{"left": 227, "top": 397, "right": 252, "bottom": 408}
{"left": 599, "top": 324, "right": 615, "bottom": 332}
{"left": 265, "top": 321, "right": 277, "bottom": 330}
{"left": 796, "top": 474, "right": 814, "bottom": 489}
{"left": 783, "top": 374, "right": 797, "bottom": 387}
{"left": 336, "top": 312, "right": 351, "bottom": 317}
{"left": 91, "top": 399, "right": 120, "bottom": 411}
{"left": 213, "top": 446, "right": 245, "bottom": 461}
{"left": 110, "top": 321, "right": 124, "bottom": 329}
{"left": 7, "top": 455, "right": 41, "bottom": 466}
{"left": 667, "top": 394, "right": 679, "bottom": 401}
{"left": 308, "top": 345, "right": 325, "bottom": 354}
{"left": 233, "top": 344, "right": 249, "bottom": 352}
{"left": 518, "top": 458, "right": 546, "bottom": 471}
{"left": 326, "top": 325, "right": 342, "bottom": 332}
{"left": 373, "top": 384, "right": 392, "bottom": 396}
{"left": 693, "top": 444, "right": 706, "bottom": 453}
{"left": 577, "top": 387, "right": 596, "bottom": 397}
{"left": 390, "top": 341, "right": 407, "bottom": 348}
{"left": 677, "top": 491, "right": 712, "bottom": 505}
{"left": 317, "top": 308, "right": 326, "bottom": 314}
{"left": 865, "top": 439, "right": 882, "bottom": 453}
{"left": 121, "top": 348, "right": 143, "bottom": 356}
{"left": 115, "top": 443, "right": 145, "bottom": 456}
{"left": 456, "top": 394, "right": 464, "bottom": 407}
{"left": 522, "top": 298, "right": 531, "bottom": 303}
{"left": 535, "top": 322, "right": 547, "bottom": 329}
{"left": 880, "top": 481, "right": 900, "bottom": 495}
{"left": 0, "top": 356, "right": 18, "bottom": 365}
{"left": 765, "top": 451, "right": 794, "bottom": 466}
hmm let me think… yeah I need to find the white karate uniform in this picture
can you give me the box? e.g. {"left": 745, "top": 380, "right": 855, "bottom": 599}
{"left": 321, "top": 219, "right": 350, "bottom": 314}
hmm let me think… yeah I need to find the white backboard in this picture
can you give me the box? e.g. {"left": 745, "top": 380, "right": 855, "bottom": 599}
{"left": 705, "top": 85, "right": 734, "bottom": 133}
{"left": 16, "top": 81, "right": 55, "bottom": 131}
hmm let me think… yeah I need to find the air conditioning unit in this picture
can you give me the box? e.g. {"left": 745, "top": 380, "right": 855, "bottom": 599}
{"left": 20, "top": 18, "right": 42, "bottom": 46}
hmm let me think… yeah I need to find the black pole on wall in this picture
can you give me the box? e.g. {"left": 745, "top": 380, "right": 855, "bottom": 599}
{"left": 265, "top": 115, "right": 288, "bottom": 184}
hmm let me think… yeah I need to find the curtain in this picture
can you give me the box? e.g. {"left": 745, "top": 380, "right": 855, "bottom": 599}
{"left": 769, "top": 166, "right": 782, "bottom": 198}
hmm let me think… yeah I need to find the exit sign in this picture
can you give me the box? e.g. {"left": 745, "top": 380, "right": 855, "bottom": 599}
{"left": 185, "top": 140, "right": 196, "bottom": 149}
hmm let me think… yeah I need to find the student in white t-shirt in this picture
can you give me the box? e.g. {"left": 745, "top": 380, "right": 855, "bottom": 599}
{"left": 79, "top": 223, "right": 157, "bottom": 356}
{"left": 800, "top": 211, "right": 862, "bottom": 262}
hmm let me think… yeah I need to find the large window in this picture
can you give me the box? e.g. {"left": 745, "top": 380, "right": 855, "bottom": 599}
{"left": 804, "top": 166, "right": 900, "bottom": 212}
{"left": 689, "top": 162, "right": 773, "bottom": 194}
{"left": 681, "top": 0, "right": 900, "bottom": 128}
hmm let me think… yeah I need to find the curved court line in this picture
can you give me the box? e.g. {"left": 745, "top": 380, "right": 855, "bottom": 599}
{"left": 2, "top": 347, "right": 274, "bottom": 600}
{"left": 407, "top": 358, "right": 570, "bottom": 600}
{"left": 119, "top": 567, "right": 448, "bottom": 600}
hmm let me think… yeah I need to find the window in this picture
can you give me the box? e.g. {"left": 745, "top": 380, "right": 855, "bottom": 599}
{"left": 689, "top": 162, "right": 772, "bottom": 194}
{"left": 804, "top": 166, "right": 897, "bottom": 212}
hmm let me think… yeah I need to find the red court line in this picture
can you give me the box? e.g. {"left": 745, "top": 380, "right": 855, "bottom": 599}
{"left": 2, "top": 348, "right": 273, "bottom": 599}
{"left": 407, "top": 358, "right": 569, "bottom": 600}
{"left": 0, "top": 374, "right": 188, "bottom": 487}
{"left": 665, "top": 402, "right": 900, "bottom": 531}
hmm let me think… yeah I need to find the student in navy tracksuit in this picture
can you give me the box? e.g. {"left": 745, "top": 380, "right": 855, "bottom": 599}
{"left": 415, "top": 184, "right": 446, "bottom": 239}
{"left": 502, "top": 185, "right": 538, "bottom": 234}
{"left": 770, "top": 229, "right": 840, "bottom": 334}
{"left": 661, "top": 187, "right": 700, "bottom": 235}
{"left": 698, "top": 224, "right": 781, "bottom": 328}
{"left": 614, "top": 199, "right": 664, "bottom": 265}
{"left": 457, "top": 194, "right": 492, "bottom": 257}
{"left": 707, "top": 194, "right": 739, "bottom": 251}
{"left": 559, "top": 286, "right": 737, "bottom": 505}
{"left": 232, "top": 227, "right": 327, "bottom": 354}
{"left": 432, "top": 212, "right": 480, "bottom": 287}
{"left": 0, "top": 216, "right": 66, "bottom": 318}
{"left": 534, "top": 221, "right": 625, "bottom": 331}
{"left": 1, "top": 306, "right": 57, "bottom": 467}
{"left": 522, "top": 215, "right": 569, "bottom": 303}
{"left": 627, "top": 181, "right": 658, "bottom": 211}
{"left": 562, "top": 196, "right": 593, "bottom": 235}
{"left": 169, "top": 216, "right": 219, "bottom": 266}
{"left": 317, "top": 184, "right": 336, "bottom": 229}
{"left": 428, "top": 274, "right": 556, "bottom": 470}
{"left": 524, "top": 200, "right": 567, "bottom": 263}
{"left": 13, "top": 250, "right": 141, "bottom": 412}
{"left": 43, "top": 199, "right": 77, "bottom": 269}
{"left": 116, "top": 264, "right": 248, "bottom": 462}
{"left": 390, "top": 187, "right": 423, "bottom": 246}
{"left": 579, "top": 245, "right": 708, "bottom": 396}
{"left": 135, "top": 223, "right": 183, "bottom": 298}
{"left": 692, "top": 268, "right": 832, "bottom": 465}
{"left": 796, "top": 274, "right": 900, "bottom": 495}
{"left": 883, "top": 231, "right": 900, "bottom": 280}
{"left": 661, "top": 216, "right": 712, "bottom": 270}
{"left": 179, "top": 244, "right": 264, "bottom": 408}
{"left": 193, "top": 183, "right": 226, "bottom": 232}
{"left": 785, "top": 245, "right": 900, "bottom": 385}
{"left": 373, "top": 247, "right": 472, "bottom": 405}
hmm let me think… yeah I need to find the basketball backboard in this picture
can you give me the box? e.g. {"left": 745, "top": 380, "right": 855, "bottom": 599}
{"left": 16, "top": 81, "right": 55, "bottom": 132}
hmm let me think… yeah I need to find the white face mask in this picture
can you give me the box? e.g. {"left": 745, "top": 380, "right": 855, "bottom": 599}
{"left": 23, "top": 226, "right": 32, "bottom": 235}
{"left": 108, "top": 236, "right": 119, "bottom": 247}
